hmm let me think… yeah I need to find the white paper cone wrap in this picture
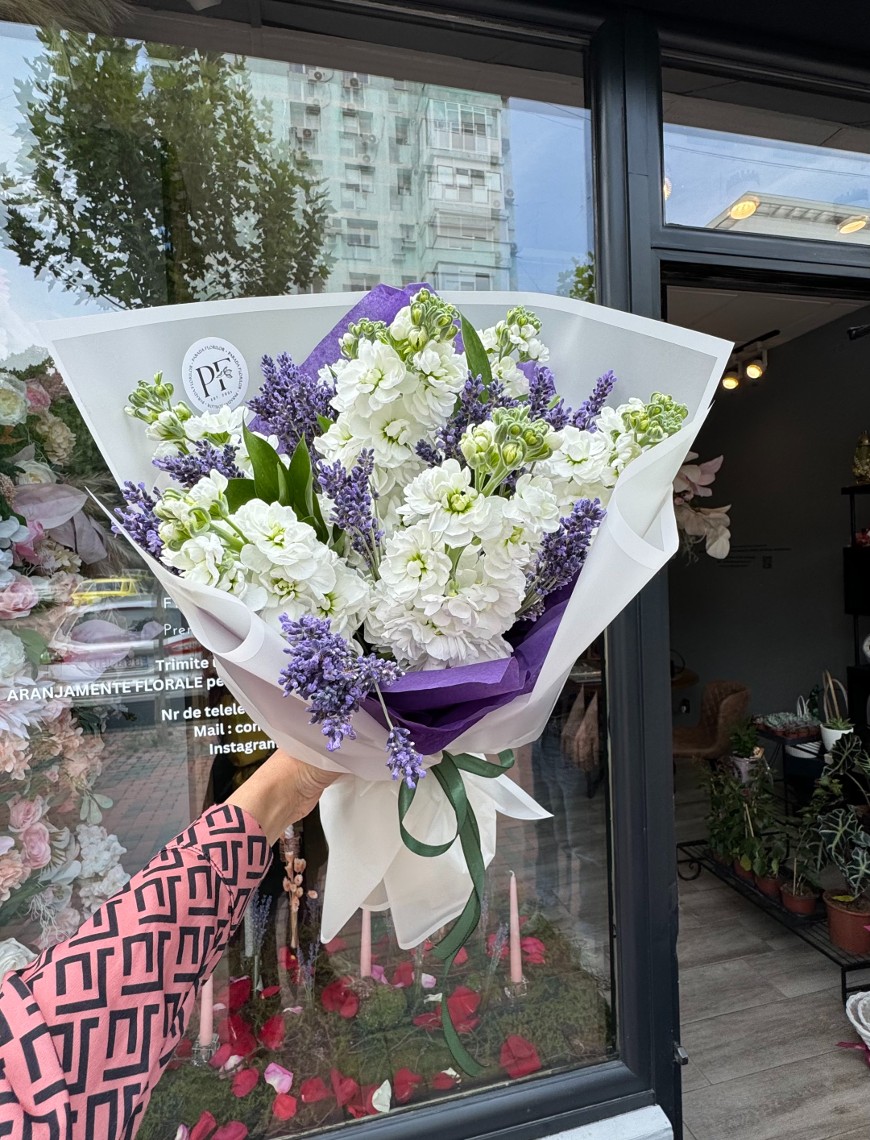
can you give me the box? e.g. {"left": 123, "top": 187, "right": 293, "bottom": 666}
{"left": 40, "top": 292, "right": 730, "bottom": 947}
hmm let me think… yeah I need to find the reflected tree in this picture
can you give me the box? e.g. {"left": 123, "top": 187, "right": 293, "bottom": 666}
{"left": 0, "top": 31, "right": 332, "bottom": 308}
{"left": 557, "top": 252, "right": 595, "bottom": 304}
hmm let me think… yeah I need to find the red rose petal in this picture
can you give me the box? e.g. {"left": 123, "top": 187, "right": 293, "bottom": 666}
{"left": 213, "top": 1125, "right": 248, "bottom": 1140}
{"left": 300, "top": 1076, "right": 331, "bottom": 1104}
{"left": 228, "top": 976, "right": 252, "bottom": 1012}
{"left": 393, "top": 1067, "right": 422, "bottom": 1104}
{"left": 321, "top": 978, "right": 359, "bottom": 1019}
{"left": 273, "top": 1093, "right": 298, "bottom": 1120}
{"left": 330, "top": 1069, "right": 360, "bottom": 1107}
{"left": 219, "top": 1015, "right": 257, "bottom": 1056}
{"left": 175, "top": 1037, "right": 193, "bottom": 1059}
{"left": 454, "top": 947, "right": 468, "bottom": 966}
{"left": 231, "top": 1068, "right": 259, "bottom": 1098}
{"left": 431, "top": 1071, "right": 457, "bottom": 1090}
{"left": 258, "top": 1014, "right": 285, "bottom": 1051}
{"left": 446, "top": 986, "right": 480, "bottom": 1033}
{"left": 521, "top": 936, "right": 546, "bottom": 965}
{"left": 209, "top": 1044, "right": 233, "bottom": 1070}
{"left": 324, "top": 936, "right": 348, "bottom": 953}
{"left": 278, "top": 946, "right": 298, "bottom": 974}
{"left": 260, "top": 985, "right": 281, "bottom": 999}
{"left": 391, "top": 960, "right": 414, "bottom": 988}
{"left": 412, "top": 1010, "right": 440, "bottom": 1030}
{"left": 347, "top": 1085, "right": 379, "bottom": 1118}
{"left": 500, "top": 1034, "right": 542, "bottom": 1079}
{"left": 190, "top": 1112, "right": 218, "bottom": 1140}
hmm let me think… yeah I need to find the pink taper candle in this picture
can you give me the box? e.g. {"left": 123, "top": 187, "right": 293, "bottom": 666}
{"left": 360, "top": 907, "right": 372, "bottom": 978}
{"left": 199, "top": 973, "right": 214, "bottom": 1048}
{"left": 509, "top": 871, "right": 523, "bottom": 985}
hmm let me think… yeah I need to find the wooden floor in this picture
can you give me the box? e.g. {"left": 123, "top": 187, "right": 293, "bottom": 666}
{"left": 675, "top": 765, "right": 870, "bottom": 1140}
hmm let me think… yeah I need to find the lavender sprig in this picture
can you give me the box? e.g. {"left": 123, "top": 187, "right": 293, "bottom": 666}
{"left": 279, "top": 615, "right": 424, "bottom": 786}
{"left": 315, "top": 449, "right": 383, "bottom": 570}
{"left": 247, "top": 889, "right": 273, "bottom": 957}
{"left": 527, "top": 364, "right": 569, "bottom": 431}
{"left": 249, "top": 353, "right": 334, "bottom": 454}
{"left": 153, "top": 439, "right": 242, "bottom": 488}
{"left": 571, "top": 370, "right": 616, "bottom": 432}
{"left": 114, "top": 482, "right": 165, "bottom": 559}
{"left": 522, "top": 498, "right": 606, "bottom": 621}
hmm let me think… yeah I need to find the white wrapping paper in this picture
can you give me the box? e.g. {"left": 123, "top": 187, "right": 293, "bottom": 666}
{"left": 40, "top": 293, "right": 731, "bottom": 946}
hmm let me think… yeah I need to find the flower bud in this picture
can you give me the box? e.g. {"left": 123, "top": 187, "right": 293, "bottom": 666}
{"left": 501, "top": 442, "right": 523, "bottom": 466}
{"left": 411, "top": 304, "right": 424, "bottom": 325}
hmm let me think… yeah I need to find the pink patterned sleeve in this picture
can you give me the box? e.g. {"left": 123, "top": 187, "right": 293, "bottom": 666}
{"left": 0, "top": 802, "right": 271, "bottom": 1140}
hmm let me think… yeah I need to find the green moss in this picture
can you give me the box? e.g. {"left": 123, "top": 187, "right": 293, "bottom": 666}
{"left": 356, "top": 984, "right": 408, "bottom": 1031}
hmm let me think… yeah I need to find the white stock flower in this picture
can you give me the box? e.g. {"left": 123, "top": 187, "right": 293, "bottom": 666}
{"left": 188, "top": 470, "right": 229, "bottom": 509}
{"left": 346, "top": 402, "right": 420, "bottom": 471}
{"left": 162, "top": 532, "right": 235, "bottom": 589}
{"left": 503, "top": 474, "right": 562, "bottom": 544}
{"left": 378, "top": 522, "right": 453, "bottom": 603}
{"left": 399, "top": 459, "right": 502, "bottom": 545}
{"left": 235, "top": 500, "right": 326, "bottom": 578}
{"left": 402, "top": 343, "right": 467, "bottom": 426}
{"left": 389, "top": 305, "right": 415, "bottom": 342}
{"left": 0, "top": 629, "right": 26, "bottom": 679}
{"left": 490, "top": 356, "right": 528, "bottom": 398}
{"left": 311, "top": 562, "right": 371, "bottom": 638}
{"left": 333, "top": 340, "right": 410, "bottom": 414}
{"left": 0, "top": 374, "right": 28, "bottom": 426}
{"left": 0, "top": 937, "right": 36, "bottom": 979}
{"left": 314, "top": 415, "right": 366, "bottom": 470}
{"left": 184, "top": 405, "right": 246, "bottom": 442}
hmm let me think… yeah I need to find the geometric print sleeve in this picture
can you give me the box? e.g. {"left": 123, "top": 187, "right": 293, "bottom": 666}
{"left": 0, "top": 803, "right": 272, "bottom": 1140}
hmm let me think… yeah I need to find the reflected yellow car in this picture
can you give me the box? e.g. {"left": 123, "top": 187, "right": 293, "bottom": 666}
{"left": 70, "top": 577, "right": 142, "bottom": 606}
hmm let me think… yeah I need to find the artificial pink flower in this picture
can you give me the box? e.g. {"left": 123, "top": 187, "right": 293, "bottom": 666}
{"left": 25, "top": 382, "right": 51, "bottom": 411}
{"left": 0, "top": 851, "right": 30, "bottom": 903}
{"left": 21, "top": 823, "right": 51, "bottom": 870}
{"left": 321, "top": 977, "right": 359, "bottom": 1019}
{"left": 500, "top": 1035, "right": 542, "bottom": 1079}
{"left": 272, "top": 1094, "right": 298, "bottom": 1121}
{"left": 8, "top": 794, "right": 47, "bottom": 833}
{"left": 231, "top": 1068, "right": 258, "bottom": 1098}
{"left": 0, "top": 575, "right": 39, "bottom": 620}
{"left": 264, "top": 1062, "right": 293, "bottom": 1095}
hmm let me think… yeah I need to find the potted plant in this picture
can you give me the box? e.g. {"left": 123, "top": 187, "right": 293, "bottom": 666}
{"left": 821, "top": 670, "right": 854, "bottom": 752}
{"left": 729, "top": 719, "right": 765, "bottom": 784}
{"left": 818, "top": 806, "right": 870, "bottom": 954}
{"left": 702, "top": 763, "right": 743, "bottom": 866}
{"left": 752, "top": 830, "right": 787, "bottom": 900}
{"left": 732, "top": 759, "right": 775, "bottom": 884}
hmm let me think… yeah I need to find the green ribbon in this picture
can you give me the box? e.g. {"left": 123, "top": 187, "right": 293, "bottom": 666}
{"left": 398, "top": 749, "right": 515, "bottom": 1076}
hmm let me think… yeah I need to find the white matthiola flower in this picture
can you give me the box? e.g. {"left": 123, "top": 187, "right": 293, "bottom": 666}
{"left": 503, "top": 474, "right": 562, "bottom": 544}
{"left": 399, "top": 459, "right": 502, "bottom": 545}
{"left": 333, "top": 340, "right": 410, "bottom": 414}
{"left": 402, "top": 343, "right": 467, "bottom": 427}
{"left": 389, "top": 305, "right": 415, "bottom": 342}
{"left": 162, "top": 532, "right": 235, "bottom": 589}
{"left": 541, "top": 426, "right": 611, "bottom": 488}
{"left": 314, "top": 415, "right": 365, "bottom": 469}
{"left": 378, "top": 522, "right": 452, "bottom": 603}
{"left": 184, "top": 405, "right": 246, "bottom": 442}
{"left": 311, "top": 562, "right": 371, "bottom": 637}
{"left": 523, "top": 337, "right": 548, "bottom": 362}
{"left": 188, "top": 470, "right": 229, "bottom": 509}
{"left": 346, "top": 401, "right": 420, "bottom": 471}
{"left": 490, "top": 356, "right": 528, "bottom": 398}
{"left": 234, "top": 500, "right": 328, "bottom": 577}
{"left": 477, "top": 326, "right": 499, "bottom": 352}
{"left": 0, "top": 374, "right": 28, "bottom": 427}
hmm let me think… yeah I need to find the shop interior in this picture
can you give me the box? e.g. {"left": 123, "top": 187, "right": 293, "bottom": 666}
{"left": 664, "top": 277, "right": 870, "bottom": 1139}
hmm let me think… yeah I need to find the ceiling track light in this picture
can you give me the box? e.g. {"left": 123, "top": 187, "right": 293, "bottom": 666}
{"left": 838, "top": 214, "right": 869, "bottom": 235}
{"left": 729, "top": 194, "right": 760, "bottom": 221}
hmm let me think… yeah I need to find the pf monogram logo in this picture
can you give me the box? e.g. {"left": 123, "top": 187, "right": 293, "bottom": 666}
{"left": 181, "top": 337, "right": 249, "bottom": 412}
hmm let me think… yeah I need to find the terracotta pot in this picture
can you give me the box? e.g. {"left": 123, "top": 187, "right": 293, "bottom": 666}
{"left": 781, "top": 885, "right": 819, "bottom": 917}
{"left": 754, "top": 874, "right": 781, "bottom": 901}
{"left": 732, "top": 859, "right": 754, "bottom": 883}
{"left": 823, "top": 891, "right": 870, "bottom": 954}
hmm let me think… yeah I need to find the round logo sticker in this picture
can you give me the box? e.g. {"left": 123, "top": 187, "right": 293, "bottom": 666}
{"left": 181, "top": 337, "right": 249, "bottom": 412}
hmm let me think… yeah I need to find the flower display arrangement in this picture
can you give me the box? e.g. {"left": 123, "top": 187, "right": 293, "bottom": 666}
{"left": 139, "top": 892, "right": 611, "bottom": 1139}
{"left": 0, "top": 360, "right": 130, "bottom": 958}
{"left": 42, "top": 283, "right": 727, "bottom": 1075}
{"left": 673, "top": 451, "right": 731, "bottom": 560}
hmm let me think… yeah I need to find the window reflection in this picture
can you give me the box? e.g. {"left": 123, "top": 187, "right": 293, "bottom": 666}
{"left": 662, "top": 66, "right": 870, "bottom": 245}
{"left": 0, "top": 22, "right": 611, "bottom": 1135}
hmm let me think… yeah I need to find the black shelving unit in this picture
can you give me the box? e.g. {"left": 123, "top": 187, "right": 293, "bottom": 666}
{"left": 842, "top": 486, "right": 870, "bottom": 738}
{"left": 677, "top": 840, "right": 870, "bottom": 1005}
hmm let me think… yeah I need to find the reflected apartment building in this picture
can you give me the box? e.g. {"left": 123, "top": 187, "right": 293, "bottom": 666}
{"left": 251, "top": 60, "right": 517, "bottom": 292}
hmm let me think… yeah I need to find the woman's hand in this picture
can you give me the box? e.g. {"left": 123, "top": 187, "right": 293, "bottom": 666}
{"left": 227, "top": 749, "right": 339, "bottom": 844}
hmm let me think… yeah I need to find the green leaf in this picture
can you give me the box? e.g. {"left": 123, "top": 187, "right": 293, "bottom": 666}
{"left": 460, "top": 314, "right": 492, "bottom": 387}
{"left": 224, "top": 477, "right": 257, "bottom": 512}
{"left": 285, "top": 438, "right": 329, "bottom": 542}
{"left": 316, "top": 415, "right": 333, "bottom": 434}
{"left": 242, "top": 423, "right": 283, "bottom": 503}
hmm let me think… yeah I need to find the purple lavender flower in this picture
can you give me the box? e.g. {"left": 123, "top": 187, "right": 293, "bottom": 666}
{"left": 386, "top": 726, "right": 426, "bottom": 789}
{"left": 527, "top": 365, "right": 568, "bottom": 431}
{"left": 524, "top": 498, "right": 606, "bottom": 620}
{"left": 249, "top": 353, "right": 334, "bottom": 454}
{"left": 571, "top": 370, "right": 616, "bottom": 432}
{"left": 279, "top": 615, "right": 423, "bottom": 785}
{"left": 315, "top": 449, "right": 383, "bottom": 568}
{"left": 247, "top": 889, "right": 273, "bottom": 956}
{"left": 114, "top": 482, "right": 165, "bottom": 559}
{"left": 153, "top": 440, "right": 242, "bottom": 488}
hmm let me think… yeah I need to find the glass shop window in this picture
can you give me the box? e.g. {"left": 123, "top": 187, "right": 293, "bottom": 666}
{"left": 662, "top": 65, "right": 870, "bottom": 246}
{"left": 0, "top": 18, "right": 608, "bottom": 1139}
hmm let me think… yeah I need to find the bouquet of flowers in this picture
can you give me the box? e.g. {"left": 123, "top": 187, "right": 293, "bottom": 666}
{"left": 42, "top": 285, "right": 729, "bottom": 1063}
